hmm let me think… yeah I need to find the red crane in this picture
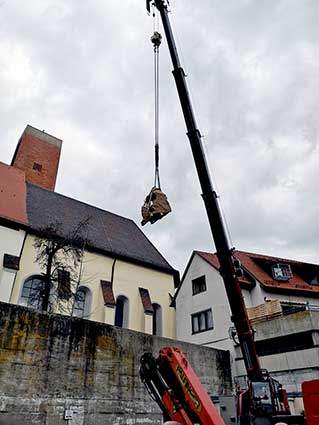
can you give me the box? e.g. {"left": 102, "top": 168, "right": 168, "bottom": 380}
{"left": 140, "top": 347, "right": 225, "bottom": 425}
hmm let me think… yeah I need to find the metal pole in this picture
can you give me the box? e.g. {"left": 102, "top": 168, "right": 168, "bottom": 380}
{"left": 153, "top": 0, "right": 261, "bottom": 380}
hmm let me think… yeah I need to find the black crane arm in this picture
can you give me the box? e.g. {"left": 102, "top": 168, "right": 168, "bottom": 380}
{"left": 142, "top": 3, "right": 306, "bottom": 423}
{"left": 151, "top": 0, "right": 261, "bottom": 381}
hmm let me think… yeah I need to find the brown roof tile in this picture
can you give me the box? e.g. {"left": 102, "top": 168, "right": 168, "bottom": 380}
{"left": 196, "top": 250, "right": 319, "bottom": 297}
{"left": 0, "top": 162, "right": 27, "bottom": 225}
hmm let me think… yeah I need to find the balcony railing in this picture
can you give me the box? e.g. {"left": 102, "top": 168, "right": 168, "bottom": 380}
{"left": 249, "top": 300, "right": 319, "bottom": 324}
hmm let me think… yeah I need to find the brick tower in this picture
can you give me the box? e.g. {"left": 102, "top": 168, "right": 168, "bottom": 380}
{"left": 11, "top": 125, "right": 62, "bottom": 191}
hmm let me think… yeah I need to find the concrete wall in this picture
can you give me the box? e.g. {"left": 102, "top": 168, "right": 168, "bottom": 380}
{"left": 235, "top": 311, "right": 319, "bottom": 388}
{"left": 10, "top": 234, "right": 176, "bottom": 338}
{"left": 0, "top": 225, "right": 25, "bottom": 303}
{"left": 0, "top": 302, "right": 232, "bottom": 425}
{"left": 234, "top": 311, "right": 319, "bottom": 413}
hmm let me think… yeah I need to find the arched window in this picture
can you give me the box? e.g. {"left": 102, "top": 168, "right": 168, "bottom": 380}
{"left": 114, "top": 295, "right": 129, "bottom": 328}
{"left": 19, "top": 275, "right": 45, "bottom": 310}
{"left": 73, "top": 287, "right": 91, "bottom": 319}
{"left": 152, "top": 303, "right": 162, "bottom": 336}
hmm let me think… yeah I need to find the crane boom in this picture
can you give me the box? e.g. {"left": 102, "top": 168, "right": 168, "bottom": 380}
{"left": 140, "top": 347, "right": 225, "bottom": 425}
{"left": 141, "top": 3, "right": 308, "bottom": 423}
{"left": 150, "top": 0, "right": 261, "bottom": 381}
{"left": 142, "top": 2, "right": 310, "bottom": 424}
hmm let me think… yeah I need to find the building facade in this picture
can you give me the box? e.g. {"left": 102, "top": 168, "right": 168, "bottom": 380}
{"left": 175, "top": 250, "right": 319, "bottom": 412}
{"left": 0, "top": 125, "right": 178, "bottom": 338}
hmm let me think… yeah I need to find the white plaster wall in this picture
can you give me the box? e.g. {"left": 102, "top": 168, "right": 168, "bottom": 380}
{"left": 0, "top": 225, "right": 25, "bottom": 302}
{"left": 176, "top": 254, "right": 237, "bottom": 352}
{"left": 176, "top": 253, "right": 319, "bottom": 350}
{"left": 110, "top": 260, "right": 175, "bottom": 337}
{"left": 10, "top": 234, "right": 176, "bottom": 338}
{"left": 176, "top": 252, "right": 319, "bottom": 413}
{"left": 75, "top": 248, "right": 176, "bottom": 336}
{"left": 251, "top": 283, "right": 319, "bottom": 307}
{"left": 10, "top": 234, "right": 44, "bottom": 305}
{"left": 235, "top": 347, "right": 319, "bottom": 378}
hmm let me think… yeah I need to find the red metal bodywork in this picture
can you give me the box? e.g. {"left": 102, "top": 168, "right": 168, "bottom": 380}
{"left": 158, "top": 347, "right": 225, "bottom": 425}
{"left": 302, "top": 380, "right": 319, "bottom": 425}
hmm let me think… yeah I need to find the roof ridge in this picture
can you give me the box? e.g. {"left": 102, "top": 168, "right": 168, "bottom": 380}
{"left": 195, "top": 249, "right": 319, "bottom": 268}
{"left": 235, "top": 250, "right": 319, "bottom": 267}
{"left": 190, "top": 249, "right": 319, "bottom": 297}
{"left": 194, "top": 249, "right": 215, "bottom": 255}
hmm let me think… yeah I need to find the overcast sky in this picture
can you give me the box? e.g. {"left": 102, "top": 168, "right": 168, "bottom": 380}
{"left": 1, "top": 0, "right": 319, "bottom": 272}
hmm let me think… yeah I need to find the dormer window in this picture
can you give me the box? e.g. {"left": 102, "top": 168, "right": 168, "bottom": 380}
{"left": 272, "top": 263, "right": 292, "bottom": 281}
{"left": 310, "top": 275, "right": 319, "bottom": 286}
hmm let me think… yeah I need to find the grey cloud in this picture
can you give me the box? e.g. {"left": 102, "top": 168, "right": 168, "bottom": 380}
{"left": 1, "top": 0, "right": 319, "bottom": 272}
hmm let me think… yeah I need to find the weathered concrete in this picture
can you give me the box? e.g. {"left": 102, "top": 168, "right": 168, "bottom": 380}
{"left": 0, "top": 302, "right": 232, "bottom": 424}
{"left": 251, "top": 310, "right": 319, "bottom": 340}
{"left": 234, "top": 310, "right": 319, "bottom": 412}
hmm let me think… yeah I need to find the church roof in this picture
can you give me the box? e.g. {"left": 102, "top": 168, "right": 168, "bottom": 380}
{"left": 1, "top": 125, "right": 178, "bottom": 282}
{"left": 25, "top": 183, "right": 175, "bottom": 276}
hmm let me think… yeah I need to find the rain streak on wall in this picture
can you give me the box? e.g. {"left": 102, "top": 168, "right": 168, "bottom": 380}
{"left": 0, "top": 302, "right": 232, "bottom": 425}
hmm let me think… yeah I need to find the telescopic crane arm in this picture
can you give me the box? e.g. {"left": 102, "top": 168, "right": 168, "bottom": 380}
{"left": 149, "top": 0, "right": 261, "bottom": 382}
{"left": 141, "top": 3, "right": 312, "bottom": 424}
{"left": 140, "top": 347, "right": 225, "bottom": 425}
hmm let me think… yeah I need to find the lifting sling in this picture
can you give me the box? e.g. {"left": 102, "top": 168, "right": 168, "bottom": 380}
{"left": 141, "top": 19, "right": 171, "bottom": 226}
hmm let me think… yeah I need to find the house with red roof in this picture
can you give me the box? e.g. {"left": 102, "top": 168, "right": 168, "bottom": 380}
{"left": 0, "top": 125, "right": 178, "bottom": 338}
{"left": 175, "top": 250, "right": 319, "bottom": 413}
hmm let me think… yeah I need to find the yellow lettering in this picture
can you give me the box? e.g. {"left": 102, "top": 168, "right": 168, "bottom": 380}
{"left": 175, "top": 365, "right": 202, "bottom": 412}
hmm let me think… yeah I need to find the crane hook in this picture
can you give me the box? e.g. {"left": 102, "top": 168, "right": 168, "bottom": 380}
{"left": 151, "top": 31, "right": 162, "bottom": 48}
{"left": 140, "top": 27, "right": 171, "bottom": 226}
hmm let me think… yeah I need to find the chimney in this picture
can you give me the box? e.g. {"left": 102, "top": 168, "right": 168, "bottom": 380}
{"left": 11, "top": 125, "right": 62, "bottom": 191}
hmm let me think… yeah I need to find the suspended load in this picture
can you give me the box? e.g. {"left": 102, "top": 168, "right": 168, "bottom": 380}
{"left": 141, "top": 187, "right": 171, "bottom": 226}
{"left": 141, "top": 23, "right": 171, "bottom": 226}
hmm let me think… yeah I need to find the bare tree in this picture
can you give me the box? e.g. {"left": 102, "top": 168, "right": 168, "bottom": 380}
{"left": 33, "top": 217, "right": 91, "bottom": 313}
